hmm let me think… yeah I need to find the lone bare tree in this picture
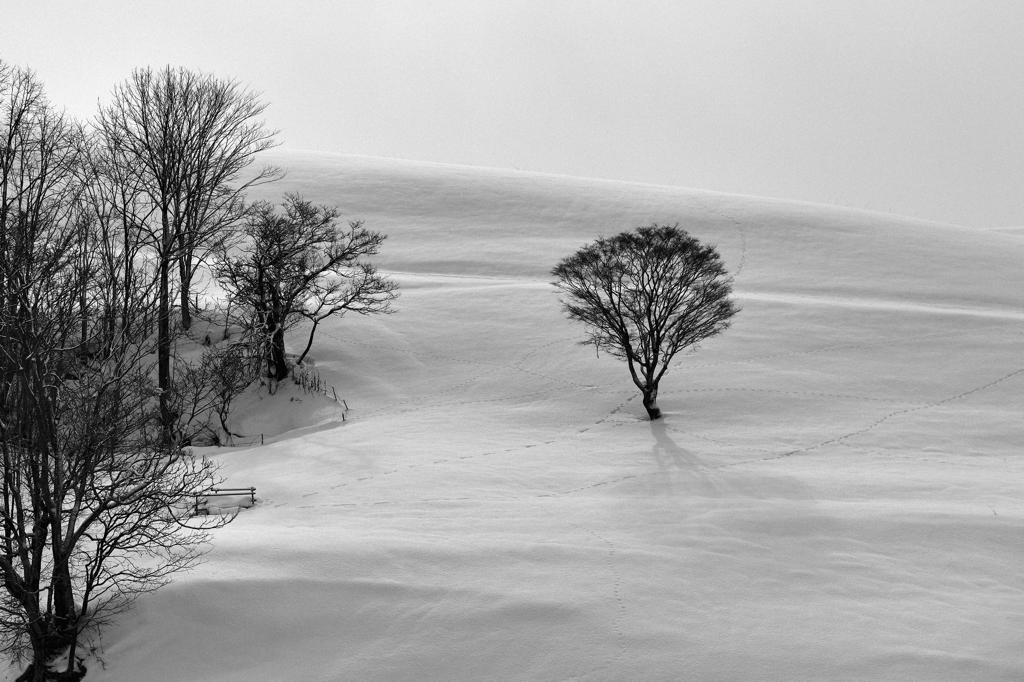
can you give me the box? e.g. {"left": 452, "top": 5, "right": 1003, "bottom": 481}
{"left": 215, "top": 194, "right": 398, "bottom": 381}
{"left": 552, "top": 224, "right": 738, "bottom": 420}
{"left": 95, "top": 65, "right": 279, "bottom": 440}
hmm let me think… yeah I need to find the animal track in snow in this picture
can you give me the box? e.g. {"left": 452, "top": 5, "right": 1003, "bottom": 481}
{"left": 548, "top": 523, "right": 630, "bottom": 682}
{"left": 728, "top": 365, "right": 1024, "bottom": 468}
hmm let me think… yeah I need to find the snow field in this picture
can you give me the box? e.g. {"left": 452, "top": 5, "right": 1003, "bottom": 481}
{"left": 83, "top": 151, "right": 1024, "bottom": 680}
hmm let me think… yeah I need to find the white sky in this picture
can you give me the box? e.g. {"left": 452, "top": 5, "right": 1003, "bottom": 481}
{"left": 4, "top": 0, "right": 1024, "bottom": 226}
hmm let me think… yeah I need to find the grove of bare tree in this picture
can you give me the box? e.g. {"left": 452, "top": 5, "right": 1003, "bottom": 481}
{"left": 95, "top": 65, "right": 279, "bottom": 440}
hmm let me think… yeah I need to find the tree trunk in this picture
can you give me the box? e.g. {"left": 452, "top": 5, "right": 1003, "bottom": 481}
{"left": 79, "top": 278, "right": 88, "bottom": 350}
{"left": 222, "top": 298, "right": 232, "bottom": 340}
{"left": 178, "top": 257, "right": 192, "bottom": 331}
{"left": 49, "top": 554, "right": 79, "bottom": 659}
{"left": 158, "top": 253, "right": 173, "bottom": 444}
{"left": 217, "top": 410, "right": 233, "bottom": 446}
{"left": 6, "top": 580, "right": 47, "bottom": 682}
{"left": 179, "top": 280, "right": 192, "bottom": 331}
{"left": 25, "top": 616, "right": 48, "bottom": 682}
{"left": 642, "top": 384, "right": 662, "bottom": 420}
{"left": 296, "top": 318, "right": 320, "bottom": 366}
{"left": 270, "top": 324, "right": 288, "bottom": 381}
{"left": 49, "top": 557, "right": 77, "bottom": 643}
{"left": 121, "top": 241, "right": 134, "bottom": 339}
{"left": 63, "top": 611, "right": 85, "bottom": 679}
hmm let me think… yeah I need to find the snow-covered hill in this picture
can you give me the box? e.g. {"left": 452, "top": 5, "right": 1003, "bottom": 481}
{"left": 83, "top": 151, "right": 1024, "bottom": 680}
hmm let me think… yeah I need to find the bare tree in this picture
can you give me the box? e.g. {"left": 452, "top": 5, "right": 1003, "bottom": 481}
{"left": 0, "top": 61, "right": 87, "bottom": 681}
{"left": 168, "top": 343, "right": 258, "bottom": 446}
{"left": 215, "top": 194, "right": 398, "bottom": 381}
{"left": 552, "top": 224, "right": 738, "bottom": 420}
{"left": 79, "top": 129, "right": 160, "bottom": 350}
{"left": 203, "top": 344, "right": 259, "bottom": 444}
{"left": 95, "top": 65, "right": 279, "bottom": 440}
{"left": 0, "top": 63, "right": 230, "bottom": 681}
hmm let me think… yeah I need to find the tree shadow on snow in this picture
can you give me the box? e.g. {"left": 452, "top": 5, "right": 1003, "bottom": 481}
{"left": 646, "top": 420, "right": 723, "bottom": 497}
{"left": 647, "top": 418, "right": 818, "bottom": 502}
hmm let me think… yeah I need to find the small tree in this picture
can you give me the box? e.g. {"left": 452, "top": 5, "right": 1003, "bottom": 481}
{"left": 166, "top": 343, "right": 256, "bottom": 445}
{"left": 205, "top": 343, "right": 258, "bottom": 444}
{"left": 216, "top": 194, "right": 398, "bottom": 381}
{"left": 552, "top": 224, "right": 738, "bottom": 420}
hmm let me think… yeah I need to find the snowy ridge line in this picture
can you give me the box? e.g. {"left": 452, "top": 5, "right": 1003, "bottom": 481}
{"left": 327, "top": 331, "right": 598, "bottom": 393}
{"left": 308, "top": 336, "right": 600, "bottom": 424}
{"left": 678, "top": 325, "right": 978, "bottom": 370}
{"left": 738, "top": 290, "right": 1024, "bottom": 321}
{"left": 716, "top": 207, "right": 748, "bottom": 279}
{"left": 733, "top": 218, "right": 747, "bottom": 277}
{"left": 256, "top": 418, "right": 347, "bottom": 446}
{"left": 508, "top": 336, "right": 579, "bottom": 369}
{"left": 354, "top": 383, "right": 602, "bottom": 422}
{"left": 308, "top": 333, "right": 491, "bottom": 419}
{"left": 387, "top": 269, "right": 537, "bottom": 284}
{"left": 265, "top": 148, "right": 990, "bottom": 229}
{"left": 294, "top": 475, "right": 643, "bottom": 509}
{"left": 486, "top": 361, "right": 599, "bottom": 395}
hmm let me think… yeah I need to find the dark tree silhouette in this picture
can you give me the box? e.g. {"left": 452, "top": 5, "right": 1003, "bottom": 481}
{"left": 215, "top": 194, "right": 398, "bottom": 381}
{"left": 552, "top": 224, "right": 738, "bottom": 420}
{"left": 95, "top": 65, "right": 279, "bottom": 441}
{"left": 0, "top": 62, "right": 230, "bottom": 681}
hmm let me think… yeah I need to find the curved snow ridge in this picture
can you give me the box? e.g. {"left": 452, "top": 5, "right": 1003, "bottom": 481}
{"left": 738, "top": 290, "right": 1024, "bottom": 321}
{"left": 264, "top": 149, "right": 977, "bottom": 230}
{"left": 258, "top": 417, "right": 349, "bottom": 445}
{"left": 100, "top": 575, "right": 585, "bottom": 682}
{"left": 389, "top": 270, "right": 545, "bottom": 288}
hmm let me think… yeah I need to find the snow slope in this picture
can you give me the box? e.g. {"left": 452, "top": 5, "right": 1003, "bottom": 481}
{"left": 73, "top": 152, "right": 1024, "bottom": 679}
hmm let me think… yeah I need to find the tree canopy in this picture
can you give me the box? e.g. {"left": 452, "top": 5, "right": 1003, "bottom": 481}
{"left": 552, "top": 224, "right": 738, "bottom": 419}
{"left": 215, "top": 193, "right": 398, "bottom": 381}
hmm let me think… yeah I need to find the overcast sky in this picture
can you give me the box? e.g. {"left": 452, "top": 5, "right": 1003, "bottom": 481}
{"left": 4, "top": 1, "right": 1023, "bottom": 226}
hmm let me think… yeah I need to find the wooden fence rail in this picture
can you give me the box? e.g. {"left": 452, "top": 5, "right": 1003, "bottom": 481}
{"left": 194, "top": 487, "right": 257, "bottom": 515}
